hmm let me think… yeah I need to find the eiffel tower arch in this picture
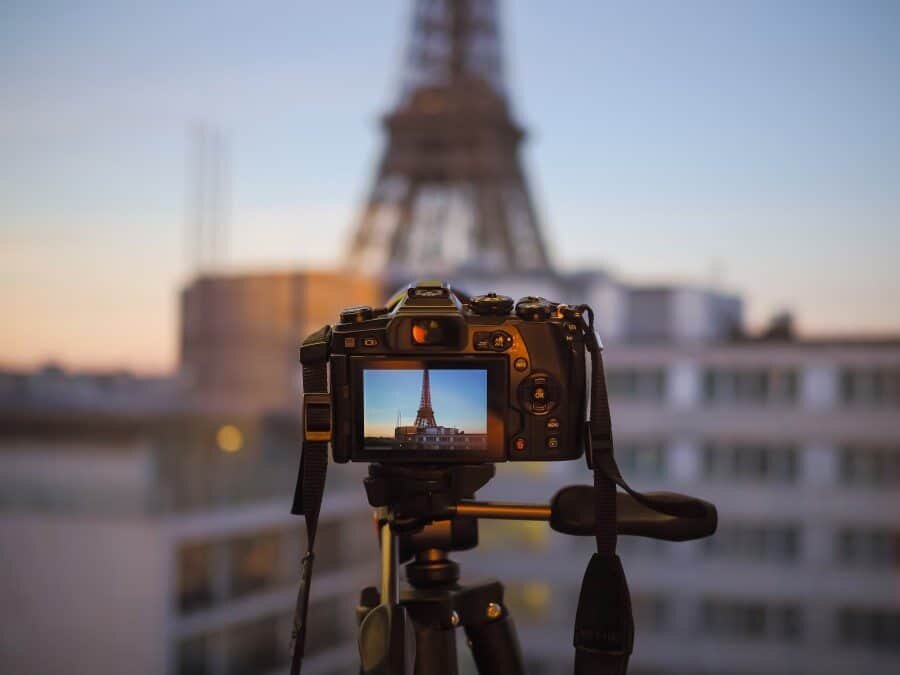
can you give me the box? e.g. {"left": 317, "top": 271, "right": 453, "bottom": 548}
{"left": 348, "top": 0, "right": 554, "bottom": 285}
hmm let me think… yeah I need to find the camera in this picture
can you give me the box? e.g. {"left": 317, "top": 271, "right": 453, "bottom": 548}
{"left": 292, "top": 280, "right": 718, "bottom": 675}
{"left": 326, "top": 280, "right": 587, "bottom": 464}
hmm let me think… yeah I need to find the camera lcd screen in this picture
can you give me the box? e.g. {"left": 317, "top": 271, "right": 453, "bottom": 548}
{"left": 363, "top": 368, "right": 489, "bottom": 452}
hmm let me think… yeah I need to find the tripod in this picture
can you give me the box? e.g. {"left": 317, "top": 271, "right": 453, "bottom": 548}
{"left": 354, "top": 464, "right": 717, "bottom": 675}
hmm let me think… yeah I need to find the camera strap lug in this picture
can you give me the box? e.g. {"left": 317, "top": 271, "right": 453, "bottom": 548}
{"left": 303, "top": 393, "right": 332, "bottom": 442}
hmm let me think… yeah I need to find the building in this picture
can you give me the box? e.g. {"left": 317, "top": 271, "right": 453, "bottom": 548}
{"left": 180, "top": 271, "right": 381, "bottom": 413}
{"left": 460, "top": 336, "right": 900, "bottom": 675}
{"left": 0, "top": 368, "right": 374, "bottom": 675}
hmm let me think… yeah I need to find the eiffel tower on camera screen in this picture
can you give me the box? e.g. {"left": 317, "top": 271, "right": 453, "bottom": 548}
{"left": 363, "top": 368, "right": 489, "bottom": 451}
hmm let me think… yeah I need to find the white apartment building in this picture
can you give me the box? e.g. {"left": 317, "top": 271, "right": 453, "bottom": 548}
{"left": 0, "top": 399, "right": 375, "bottom": 675}
{"left": 463, "top": 338, "right": 900, "bottom": 675}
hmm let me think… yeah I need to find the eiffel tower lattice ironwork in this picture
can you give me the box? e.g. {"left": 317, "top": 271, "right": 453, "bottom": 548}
{"left": 348, "top": 0, "right": 552, "bottom": 281}
{"left": 414, "top": 369, "right": 438, "bottom": 428}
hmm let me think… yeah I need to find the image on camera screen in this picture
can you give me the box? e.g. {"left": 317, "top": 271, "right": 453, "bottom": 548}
{"left": 363, "top": 368, "right": 488, "bottom": 451}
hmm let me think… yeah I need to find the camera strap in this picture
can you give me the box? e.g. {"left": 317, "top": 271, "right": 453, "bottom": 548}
{"left": 573, "top": 306, "right": 703, "bottom": 675}
{"left": 289, "top": 325, "right": 332, "bottom": 675}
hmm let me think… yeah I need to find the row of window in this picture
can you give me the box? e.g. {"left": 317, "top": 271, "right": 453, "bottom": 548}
{"left": 627, "top": 596, "right": 899, "bottom": 652}
{"left": 701, "top": 599, "right": 803, "bottom": 642}
{"left": 617, "top": 522, "right": 900, "bottom": 569}
{"left": 702, "top": 368, "right": 798, "bottom": 405}
{"left": 606, "top": 366, "right": 900, "bottom": 407}
{"left": 702, "top": 442, "right": 799, "bottom": 483}
{"left": 615, "top": 442, "right": 900, "bottom": 487}
{"left": 177, "top": 596, "right": 347, "bottom": 675}
{"left": 177, "top": 518, "right": 373, "bottom": 614}
{"left": 841, "top": 368, "right": 900, "bottom": 406}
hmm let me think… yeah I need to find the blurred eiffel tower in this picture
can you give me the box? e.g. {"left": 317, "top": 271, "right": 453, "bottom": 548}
{"left": 348, "top": 0, "right": 553, "bottom": 284}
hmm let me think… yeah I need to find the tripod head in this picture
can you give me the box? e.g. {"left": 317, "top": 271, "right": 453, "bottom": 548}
{"left": 357, "top": 462, "right": 717, "bottom": 675}
{"left": 364, "top": 461, "right": 717, "bottom": 545}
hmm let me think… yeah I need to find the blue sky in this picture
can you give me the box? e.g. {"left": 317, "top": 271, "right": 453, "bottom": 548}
{"left": 364, "top": 369, "right": 487, "bottom": 437}
{"left": 2, "top": 1, "right": 899, "bottom": 370}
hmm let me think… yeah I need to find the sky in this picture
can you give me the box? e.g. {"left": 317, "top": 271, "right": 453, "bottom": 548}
{"left": 363, "top": 369, "right": 487, "bottom": 437}
{"left": 2, "top": 0, "right": 899, "bottom": 372}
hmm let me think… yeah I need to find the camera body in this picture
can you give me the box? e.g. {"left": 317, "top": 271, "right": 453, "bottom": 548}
{"left": 328, "top": 280, "right": 586, "bottom": 464}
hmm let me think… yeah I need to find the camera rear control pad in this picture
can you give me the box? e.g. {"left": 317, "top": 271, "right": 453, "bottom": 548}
{"left": 518, "top": 373, "right": 560, "bottom": 415}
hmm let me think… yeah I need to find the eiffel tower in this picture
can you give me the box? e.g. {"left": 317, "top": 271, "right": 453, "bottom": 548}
{"left": 348, "top": 0, "right": 553, "bottom": 284}
{"left": 414, "top": 369, "right": 438, "bottom": 428}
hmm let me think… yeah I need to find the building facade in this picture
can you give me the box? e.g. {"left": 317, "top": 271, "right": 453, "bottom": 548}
{"left": 461, "top": 338, "right": 900, "bottom": 675}
{"left": 0, "top": 382, "right": 375, "bottom": 675}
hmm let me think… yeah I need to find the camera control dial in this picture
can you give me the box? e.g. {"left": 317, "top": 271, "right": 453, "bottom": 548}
{"left": 339, "top": 305, "right": 374, "bottom": 323}
{"left": 515, "top": 297, "right": 554, "bottom": 321}
{"left": 469, "top": 292, "right": 514, "bottom": 315}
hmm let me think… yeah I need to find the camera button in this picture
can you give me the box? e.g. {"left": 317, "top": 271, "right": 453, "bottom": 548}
{"left": 513, "top": 357, "right": 529, "bottom": 372}
{"left": 490, "top": 331, "right": 513, "bottom": 351}
{"left": 473, "top": 331, "right": 493, "bottom": 351}
{"left": 546, "top": 436, "right": 560, "bottom": 450}
{"left": 362, "top": 336, "right": 379, "bottom": 347}
{"left": 546, "top": 417, "right": 561, "bottom": 433}
{"left": 513, "top": 437, "right": 528, "bottom": 452}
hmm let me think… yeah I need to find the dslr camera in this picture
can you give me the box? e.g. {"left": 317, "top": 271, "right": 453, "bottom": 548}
{"left": 328, "top": 280, "right": 587, "bottom": 464}
{"left": 292, "top": 280, "right": 717, "bottom": 675}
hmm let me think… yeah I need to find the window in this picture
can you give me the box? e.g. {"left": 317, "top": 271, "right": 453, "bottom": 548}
{"left": 606, "top": 368, "right": 667, "bottom": 402}
{"left": 703, "top": 523, "right": 802, "bottom": 563}
{"left": 229, "top": 531, "right": 281, "bottom": 598}
{"left": 835, "top": 528, "right": 900, "bottom": 568}
{"left": 700, "top": 599, "right": 804, "bottom": 642}
{"left": 838, "top": 608, "right": 900, "bottom": 651}
{"left": 703, "top": 442, "right": 799, "bottom": 483}
{"left": 702, "top": 367, "right": 798, "bottom": 405}
{"left": 226, "top": 616, "right": 281, "bottom": 675}
{"left": 839, "top": 445, "right": 900, "bottom": 487}
{"left": 616, "top": 441, "right": 666, "bottom": 479}
{"left": 178, "top": 541, "right": 214, "bottom": 613}
{"left": 840, "top": 368, "right": 900, "bottom": 407}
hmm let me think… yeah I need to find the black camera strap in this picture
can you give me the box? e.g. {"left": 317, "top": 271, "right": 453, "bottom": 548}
{"left": 573, "top": 306, "right": 706, "bottom": 675}
{"left": 289, "top": 325, "right": 332, "bottom": 675}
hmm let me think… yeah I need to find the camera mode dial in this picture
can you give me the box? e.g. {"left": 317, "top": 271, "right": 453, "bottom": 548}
{"left": 515, "top": 297, "right": 554, "bottom": 321}
{"left": 469, "top": 292, "right": 514, "bottom": 316}
{"left": 339, "top": 305, "right": 374, "bottom": 323}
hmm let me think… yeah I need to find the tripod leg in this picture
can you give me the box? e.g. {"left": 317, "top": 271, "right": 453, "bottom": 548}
{"left": 358, "top": 514, "right": 415, "bottom": 675}
{"left": 403, "top": 600, "right": 459, "bottom": 675}
{"left": 457, "top": 582, "right": 526, "bottom": 675}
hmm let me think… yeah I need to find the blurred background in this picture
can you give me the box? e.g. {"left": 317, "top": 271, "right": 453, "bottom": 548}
{"left": 2, "top": 1, "right": 899, "bottom": 674}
